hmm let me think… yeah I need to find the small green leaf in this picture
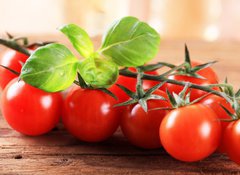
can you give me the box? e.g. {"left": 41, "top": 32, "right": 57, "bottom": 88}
{"left": 78, "top": 57, "right": 118, "bottom": 88}
{"left": 98, "top": 88, "right": 118, "bottom": 100}
{"left": 235, "top": 89, "right": 240, "bottom": 97}
{"left": 166, "top": 89, "right": 177, "bottom": 108}
{"left": 59, "top": 24, "right": 94, "bottom": 58}
{"left": 144, "top": 81, "right": 166, "bottom": 97}
{"left": 20, "top": 43, "right": 78, "bottom": 92}
{"left": 220, "top": 104, "right": 237, "bottom": 119}
{"left": 139, "top": 62, "right": 175, "bottom": 72}
{"left": 114, "top": 99, "right": 138, "bottom": 107}
{"left": 191, "top": 61, "right": 217, "bottom": 73}
{"left": 147, "top": 94, "right": 166, "bottom": 101}
{"left": 160, "top": 63, "right": 186, "bottom": 77}
{"left": 179, "top": 83, "right": 190, "bottom": 99}
{"left": 116, "top": 84, "right": 136, "bottom": 99}
{"left": 139, "top": 99, "right": 148, "bottom": 112}
{"left": 99, "top": 16, "right": 160, "bottom": 67}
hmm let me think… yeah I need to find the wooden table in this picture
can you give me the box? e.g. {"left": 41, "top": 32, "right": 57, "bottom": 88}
{"left": 0, "top": 36, "right": 240, "bottom": 174}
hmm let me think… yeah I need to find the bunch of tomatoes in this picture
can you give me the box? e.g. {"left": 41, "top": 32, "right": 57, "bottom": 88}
{"left": 0, "top": 39, "right": 240, "bottom": 166}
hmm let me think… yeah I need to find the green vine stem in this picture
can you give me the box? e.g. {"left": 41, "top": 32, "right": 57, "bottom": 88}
{"left": 136, "top": 67, "right": 145, "bottom": 98}
{"left": 0, "top": 38, "right": 30, "bottom": 56}
{"left": 119, "top": 68, "right": 231, "bottom": 103}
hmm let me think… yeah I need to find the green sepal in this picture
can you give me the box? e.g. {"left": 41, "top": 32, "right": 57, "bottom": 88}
{"left": 0, "top": 64, "right": 20, "bottom": 75}
{"left": 98, "top": 88, "right": 118, "bottom": 100}
{"left": 114, "top": 99, "right": 138, "bottom": 107}
{"left": 116, "top": 84, "right": 137, "bottom": 99}
{"left": 138, "top": 62, "right": 176, "bottom": 72}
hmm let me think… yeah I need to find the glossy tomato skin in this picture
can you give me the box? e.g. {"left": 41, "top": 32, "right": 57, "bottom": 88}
{"left": 1, "top": 78, "right": 62, "bottom": 136}
{"left": 0, "top": 49, "right": 29, "bottom": 90}
{"left": 222, "top": 120, "right": 240, "bottom": 165}
{"left": 200, "top": 94, "right": 233, "bottom": 130}
{"left": 109, "top": 68, "right": 158, "bottom": 102}
{"left": 62, "top": 87, "right": 121, "bottom": 142}
{"left": 121, "top": 90, "right": 171, "bottom": 149}
{"left": 160, "top": 104, "right": 221, "bottom": 162}
{"left": 200, "top": 95, "right": 234, "bottom": 153}
{"left": 160, "top": 61, "right": 219, "bottom": 101}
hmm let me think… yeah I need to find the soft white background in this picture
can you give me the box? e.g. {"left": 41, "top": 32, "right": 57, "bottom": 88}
{"left": 0, "top": 0, "right": 240, "bottom": 41}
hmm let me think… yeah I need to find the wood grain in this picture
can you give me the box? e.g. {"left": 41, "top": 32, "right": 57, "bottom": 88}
{"left": 0, "top": 36, "right": 240, "bottom": 174}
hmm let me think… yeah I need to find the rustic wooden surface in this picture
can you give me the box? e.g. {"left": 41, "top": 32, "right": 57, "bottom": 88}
{"left": 0, "top": 36, "right": 240, "bottom": 174}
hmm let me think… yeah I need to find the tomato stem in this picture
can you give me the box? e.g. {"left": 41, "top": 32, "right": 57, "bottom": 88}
{"left": 136, "top": 67, "right": 145, "bottom": 98}
{"left": 0, "top": 38, "right": 30, "bottom": 56}
{"left": 119, "top": 69, "right": 231, "bottom": 103}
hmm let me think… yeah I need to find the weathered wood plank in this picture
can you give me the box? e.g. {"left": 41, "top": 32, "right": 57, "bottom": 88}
{"left": 0, "top": 114, "right": 240, "bottom": 175}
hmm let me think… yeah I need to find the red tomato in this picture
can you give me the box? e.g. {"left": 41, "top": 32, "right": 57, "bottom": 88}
{"left": 1, "top": 78, "right": 62, "bottom": 136}
{"left": 222, "top": 120, "right": 240, "bottom": 165}
{"left": 160, "top": 61, "right": 219, "bottom": 101}
{"left": 0, "top": 49, "right": 29, "bottom": 90}
{"left": 200, "top": 94, "right": 234, "bottom": 153}
{"left": 160, "top": 104, "right": 221, "bottom": 162}
{"left": 120, "top": 90, "right": 171, "bottom": 149}
{"left": 200, "top": 94, "right": 233, "bottom": 130}
{"left": 62, "top": 87, "right": 121, "bottom": 142}
{"left": 109, "top": 68, "right": 158, "bottom": 102}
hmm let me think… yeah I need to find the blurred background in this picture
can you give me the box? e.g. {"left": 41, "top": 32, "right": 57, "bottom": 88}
{"left": 0, "top": 0, "right": 240, "bottom": 41}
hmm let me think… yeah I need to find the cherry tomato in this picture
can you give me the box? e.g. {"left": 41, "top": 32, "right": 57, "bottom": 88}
{"left": 120, "top": 90, "right": 171, "bottom": 149}
{"left": 222, "top": 120, "right": 240, "bottom": 165}
{"left": 200, "top": 94, "right": 234, "bottom": 152}
{"left": 160, "top": 104, "right": 221, "bottom": 162}
{"left": 0, "top": 49, "right": 29, "bottom": 90}
{"left": 109, "top": 68, "right": 158, "bottom": 102}
{"left": 1, "top": 78, "right": 62, "bottom": 136}
{"left": 160, "top": 61, "right": 219, "bottom": 101}
{"left": 62, "top": 87, "right": 121, "bottom": 142}
{"left": 200, "top": 94, "right": 233, "bottom": 130}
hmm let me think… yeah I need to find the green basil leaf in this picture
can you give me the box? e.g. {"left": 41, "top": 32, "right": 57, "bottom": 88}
{"left": 59, "top": 24, "right": 94, "bottom": 58}
{"left": 99, "top": 16, "right": 160, "bottom": 67}
{"left": 20, "top": 43, "right": 78, "bottom": 92}
{"left": 78, "top": 57, "right": 118, "bottom": 88}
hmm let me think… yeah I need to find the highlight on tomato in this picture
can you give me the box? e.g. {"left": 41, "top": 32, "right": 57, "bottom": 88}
{"left": 160, "top": 104, "right": 221, "bottom": 162}
{"left": 1, "top": 78, "right": 63, "bottom": 136}
{"left": 0, "top": 49, "right": 29, "bottom": 90}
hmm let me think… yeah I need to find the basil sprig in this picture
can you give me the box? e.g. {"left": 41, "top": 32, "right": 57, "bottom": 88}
{"left": 20, "top": 16, "right": 160, "bottom": 92}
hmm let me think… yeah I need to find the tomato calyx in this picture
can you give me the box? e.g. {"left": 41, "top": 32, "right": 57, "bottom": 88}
{"left": 168, "top": 83, "right": 212, "bottom": 108}
{"left": 217, "top": 80, "right": 240, "bottom": 121}
{"left": 74, "top": 72, "right": 117, "bottom": 100}
{"left": 172, "top": 44, "right": 217, "bottom": 79}
{"left": 150, "top": 83, "right": 212, "bottom": 111}
{"left": 115, "top": 68, "right": 167, "bottom": 112}
{"left": 202, "top": 78, "right": 240, "bottom": 122}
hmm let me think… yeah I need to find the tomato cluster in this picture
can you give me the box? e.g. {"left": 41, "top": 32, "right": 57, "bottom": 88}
{"left": 0, "top": 46, "right": 240, "bottom": 166}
